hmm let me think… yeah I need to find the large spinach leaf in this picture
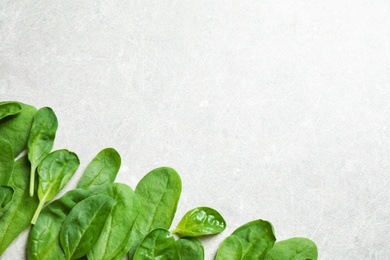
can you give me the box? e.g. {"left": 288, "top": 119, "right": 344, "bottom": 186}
{"left": 77, "top": 148, "right": 121, "bottom": 192}
{"left": 60, "top": 194, "right": 116, "bottom": 260}
{"left": 0, "top": 102, "right": 21, "bottom": 121}
{"left": 27, "top": 107, "right": 58, "bottom": 196}
{"left": 128, "top": 167, "right": 182, "bottom": 259}
{"left": 28, "top": 189, "right": 92, "bottom": 260}
{"left": 0, "top": 156, "right": 39, "bottom": 255}
{"left": 264, "top": 237, "right": 318, "bottom": 260}
{"left": 176, "top": 237, "right": 204, "bottom": 260}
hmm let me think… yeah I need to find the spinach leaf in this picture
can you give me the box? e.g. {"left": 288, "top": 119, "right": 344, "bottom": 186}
{"left": 215, "top": 235, "right": 243, "bottom": 260}
{"left": 0, "top": 156, "right": 39, "bottom": 255}
{"left": 128, "top": 167, "right": 182, "bottom": 259}
{"left": 133, "top": 228, "right": 179, "bottom": 260}
{"left": 28, "top": 189, "right": 92, "bottom": 260}
{"left": 0, "top": 185, "right": 14, "bottom": 218}
{"left": 0, "top": 102, "right": 22, "bottom": 120}
{"left": 172, "top": 207, "right": 226, "bottom": 237}
{"left": 231, "top": 219, "right": 276, "bottom": 259}
{"left": 31, "top": 149, "right": 80, "bottom": 224}
{"left": 264, "top": 237, "right": 318, "bottom": 260}
{"left": 28, "top": 107, "right": 58, "bottom": 196}
{"left": 77, "top": 148, "right": 121, "bottom": 192}
{"left": 60, "top": 194, "right": 116, "bottom": 260}
{"left": 87, "top": 183, "right": 139, "bottom": 260}
{"left": 0, "top": 102, "right": 37, "bottom": 156}
{"left": 0, "top": 139, "right": 14, "bottom": 185}
{"left": 176, "top": 237, "right": 204, "bottom": 260}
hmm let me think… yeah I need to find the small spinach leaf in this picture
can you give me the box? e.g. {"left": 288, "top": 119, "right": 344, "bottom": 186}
{"left": 77, "top": 148, "right": 121, "bottom": 192}
{"left": 215, "top": 235, "right": 243, "bottom": 260}
{"left": 264, "top": 237, "right": 318, "bottom": 260}
{"left": 28, "top": 189, "right": 92, "bottom": 260}
{"left": 0, "top": 102, "right": 37, "bottom": 157}
{"left": 0, "top": 102, "right": 22, "bottom": 120}
{"left": 172, "top": 207, "right": 226, "bottom": 237}
{"left": 176, "top": 237, "right": 204, "bottom": 260}
{"left": 28, "top": 107, "right": 58, "bottom": 196}
{"left": 60, "top": 194, "right": 116, "bottom": 260}
{"left": 87, "top": 183, "right": 139, "bottom": 260}
{"left": 0, "top": 139, "right": 14, "bottom": 185}
{"left": 133, "top": 228, "right": 179, "bottom": 260}
{"left": 0, "top": 185, "right": 14, "bottom": 218}
{"left": 0, "top": 156, "right": 39, "bottom": 255}
{"left": 128, "top": 167, "right": 182, "bottom": 259}
{"left": 231, "top": 219, "right": 276, "bottom": 259}
{"left": 31, "top": 149, "right": 80, "bottom": 224}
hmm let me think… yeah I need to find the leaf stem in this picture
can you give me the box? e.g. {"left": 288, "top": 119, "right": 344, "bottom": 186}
{"left": 30, "top": 165, "right": 36, "bottom": 197}
{"left": 31, "top": 199, "right": 45, "bottom": 225}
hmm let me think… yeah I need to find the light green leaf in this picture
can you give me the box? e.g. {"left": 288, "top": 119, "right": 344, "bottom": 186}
{"left": 264, "top": 237, "right": 318, "bottom": 260}
{"left": 134, "top": 229, "right": 179, "bottom": 260}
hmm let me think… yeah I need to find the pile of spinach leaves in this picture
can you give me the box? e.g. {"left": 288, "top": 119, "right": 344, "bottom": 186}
{"left": 0, "top": 101, "right": 318, "bottom": 259}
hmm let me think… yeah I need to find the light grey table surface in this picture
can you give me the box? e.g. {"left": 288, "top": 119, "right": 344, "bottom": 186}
{"left": 1, "top": 1, "right": 390, "bottom": 259}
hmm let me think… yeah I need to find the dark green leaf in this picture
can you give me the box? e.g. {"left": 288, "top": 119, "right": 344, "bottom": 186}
{"left": 28, "top": 189, "right": 92, "bottom": 260}
{"left": 60, "top": 194, "right": 116, "bottom": 260}
{"left": 215, "top": 235, "right": 243, "bottom": 260}
{"left": 133, "top": 228, "right": 179, "bottom": 260}
{"left": 87, "top": 183, "right": 139, "bottom": 260}
{"left": 231, "top": 219, "right": 276, "bottom": 259}
{"left": 28, "top": 107, "right": 58, "bottom": 196}
{"left": 77, "top": 148, "right": 121, "bottom": 192}
{"left": 0, "top": 139, "right": 14, "bottom": 185}
{"left": 0, "top": 156, "right": 39, "bottom": 255}
{"left": 172, "top": 207, "right": 226, "bottom": 237}
{"left": 0, "top": 102, "right": 22, "bottom": 120}
{"left": 0, "top": 185, "right": 14, "bottom": 218}
{"left": 128, "top": 167, "right": 182, "bottom": 259}
{"left": 176, "top": 237, "right": 204, "bottom": 260}
{"left": 264, "top": 237, "right": 318, "bottom": 260}
{"left": 31, "top": 149, "right": 80, "bottom": 224}
{"left": 0, "top": 102, "right": 37, "bottom": 157}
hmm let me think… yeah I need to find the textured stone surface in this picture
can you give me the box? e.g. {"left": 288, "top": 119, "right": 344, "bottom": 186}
{"left": 1, "top": 1, "right": 390, "bottom": 259}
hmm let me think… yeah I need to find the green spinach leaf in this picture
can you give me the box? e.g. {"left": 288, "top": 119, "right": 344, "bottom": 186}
{"left": 77, "top": 148, "right": 121, "bottom": 192}
{"left": 0, "top": 102, "right": 22, "bottom": 121}
{"left": 28, "top": 107, "right": 58, "bottom": 196}
{"left": 176, "top": 237, "right": 204, "bottom": 260}
{"left": 87, "top": 183, "right": 139, "bottom": 260}
{"left": 0, "top": 102, "right": 37, "bottom": 157}
{"left": 133, "top": 228, "right": 179, "bottom": 260}
{"left": 128, "top": 167, "right": 182, "bottom": 259}
{"left": 215, "top": 235, "right": 243, "bottom": 260}
{"left": 28, "top": 189, "right": 92, "bottom": 260}
{"left": 31, "top": 149, "right": 80, "bottom": 224}
{"left": 0, "top": 156, "right": 39, "bottom": 255}
{"left": 231, "top": 219, "right": 276, "bottom": 259}
{"left": 0, "top": 185, "right": 14, "bottom": 218}
{"left": 172, "top": 207, "right": 226, "bottom": 237}
{"left": 0, "top": 139, "right": 14, "bottom": 185}
{"left": 60, "top": 194, "right": 116, "bottom": 260}
{"left": 264, "top": 237, "right": 318, "bottom": 260}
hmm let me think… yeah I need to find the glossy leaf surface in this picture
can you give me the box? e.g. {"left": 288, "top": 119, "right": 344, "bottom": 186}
{"left": 60, "top": 194, "right": 116, "bottom": 260}
{"left": 0, "top": 103, "right": 37, "bottom": 156}
{"left": 264, "top": 237, "right": 318, "bottom": 260}
{"left": 232, "top": 219, "right": 276, "bottom": 259}
{"left": 0, "top": 139, "right": 14, "bottom": 185}
{"left": 28, "top": 189, "right": 92, "bottom": 260}
{"left": 172, "top": 207, "right": 226, "bottom": 237}
{"left": 0, "top": 185, "right": 14, "bottom": 218}
{"left": 31, "top": 150, "right": 80, "bottom": 224}
{"left": 128, "top": 167, "right": 182, "bottom": 259}
{"left": 133, "top": 228, "right": 179, "bottom": 260}
{"left": 77, "top": 148, "right": 121, "bottom": 192}
{"left": 0, "top": 102, "right": 21, "bottom": 120}
{"left": 215, "top": 235, "right": 243, "bottom": 260}
{"left": 176, "top": 237, "right": 204, "bottom": 260}
{"left": 0, "top": 156, "right": 39, "bottom": 255}
{"left": 88, "top": 183, "right": 139, "bottom": 260}
{"left": 27, "top": 107, "right": 58, "bottom": 196}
